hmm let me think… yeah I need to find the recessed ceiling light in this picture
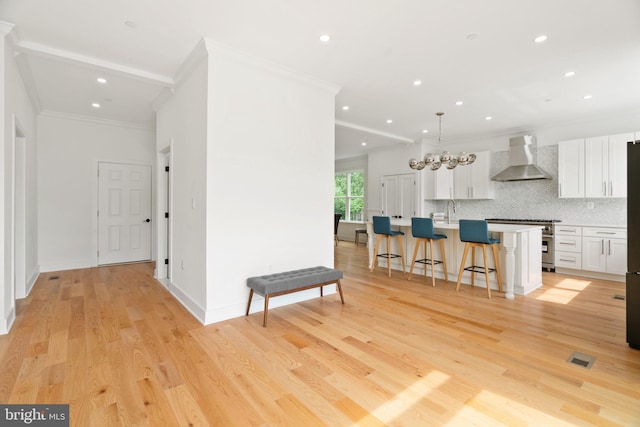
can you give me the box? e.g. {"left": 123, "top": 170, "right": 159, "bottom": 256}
{"left": 534, "top": 35, "right": 548, "bottom": 43}
{"left": 386, "top": 119, "right": 393, "bottom": 124}
{"left": 545, "top": 98, "right": 552, "bottom": 103}
{"left": 413, "top": 80, "right": 422, "bottom": 86}
{"left": 564, "top": 71, "right": 575, "bottom": 77}
{"left": 91, "top": 103, "right": 101, "bottom": 108}
{"left": 485, "top": 116, "right": 492, "bottom": 121}
{"left": 584, "top": 94, "right": 593, "bottom": 100}
{"left": 422, "top": 129, "right": 429, "bottom": 134}
{"left": 455, "top": 101, "right": 463, "bottom": 106}
{"left": 342, "top": 105, "right": 349, "bottom": 111}
{"left": 361, "top": 141, "right": 367, "bottom": 146}
{"left": 124, "top": 21, "right": 137, "bottom": 29}
{"left": 319, "top": 34, "right": 330, "bottom": 42}
{"left": 97, "top": 77, "right": 107, "bottom": 84}
{"left": 466, "top": 34, "right": 478, "bottom": 41}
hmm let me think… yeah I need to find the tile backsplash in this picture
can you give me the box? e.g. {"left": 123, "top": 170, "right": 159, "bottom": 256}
{"left": 426, "top": 145, "right": 627, "bottom": 226}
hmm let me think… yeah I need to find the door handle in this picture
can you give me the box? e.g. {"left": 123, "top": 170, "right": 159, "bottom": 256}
{"left": 143, "top": 218, "right": 151, "bottom": 223}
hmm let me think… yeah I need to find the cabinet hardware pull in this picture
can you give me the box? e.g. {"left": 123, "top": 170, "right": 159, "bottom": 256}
{"left": 559, "top": 259, "right": 575, "bottom": 262}
{"left": 608, "top": 239, "right": 611, "bottom": 255}
{"left": 559, "top": 242, "right": 575, "bottom": 245}
{"left": 597, "top": 232, "right": 616, "bottom": 234}
{"left": 601, "top": 239, "right": 605, "bottom": 255}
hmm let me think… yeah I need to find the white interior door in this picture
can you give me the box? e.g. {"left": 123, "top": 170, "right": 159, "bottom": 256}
{"left": 98, "top": 162, "right": 152, "bottom": 265}
{"left": 382, "top": 173, "right": 416, "bottom": 219}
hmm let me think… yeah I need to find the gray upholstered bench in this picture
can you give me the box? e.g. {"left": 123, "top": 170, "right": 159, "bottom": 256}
{"left": 245, "top": 266, "right": 344, "bottom": 327}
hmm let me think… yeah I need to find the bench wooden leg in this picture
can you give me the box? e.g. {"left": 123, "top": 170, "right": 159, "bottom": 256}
{"left": 336, "top": 280, "right": 345, "bottom": 304}
{"left": 263, "top": 295, "right": 270, "bottom": 327}
{"left": 245, "top": 289, "right": 254, "bottom": 316}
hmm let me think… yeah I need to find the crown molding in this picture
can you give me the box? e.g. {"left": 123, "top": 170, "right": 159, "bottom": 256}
{"left": 12, "top": 39, "right": 173, "bottom": 87}
{"left": 173, "top": 38, "right": 209, "bottom": 86}
{"left": 335, "top": 120, "right": 415, "bottom": 143}
{"left": 0, "top": 20, "right": 15, "bottom": 36}
{"left": 40, "top": 110, "right": 154, "bottom": 131}
{"left": 13, "top": 49, "right": 43, "bottom": 112}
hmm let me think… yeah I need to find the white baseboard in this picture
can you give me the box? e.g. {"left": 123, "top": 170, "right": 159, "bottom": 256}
{"left": 0, "top": 306, "right": 16, "bottom": 335}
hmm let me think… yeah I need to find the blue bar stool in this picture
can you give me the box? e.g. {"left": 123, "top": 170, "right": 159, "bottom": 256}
{"left": 456, "top": 219, "right": 503, "bottom": 298}
{"left": 408, "top": 217, "right": 448, "bottom": 287}
{"left": 370, "top": 216, "right": 406, "bottom": 277}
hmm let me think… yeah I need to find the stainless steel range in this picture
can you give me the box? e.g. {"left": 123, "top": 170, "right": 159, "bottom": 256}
{"left": 485, "top": 218, "right": 561, "bottom": 272}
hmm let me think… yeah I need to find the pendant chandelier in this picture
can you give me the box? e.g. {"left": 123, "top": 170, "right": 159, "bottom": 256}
{"left": 409, "top": 112, "right": 476, "bottom": 170}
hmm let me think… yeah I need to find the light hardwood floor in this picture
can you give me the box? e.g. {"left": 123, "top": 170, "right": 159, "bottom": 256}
{"left": 1, "top": 243, "right": 639, "bottom": 426}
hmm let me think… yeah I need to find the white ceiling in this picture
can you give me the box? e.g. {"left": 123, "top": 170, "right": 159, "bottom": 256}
{"left": 2, "top": 0, "right": 640, "bottom": 160}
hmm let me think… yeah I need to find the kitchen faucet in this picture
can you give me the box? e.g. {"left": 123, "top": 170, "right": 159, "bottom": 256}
{"left": 447, "top": 199, "right": 457, "bottom": 224}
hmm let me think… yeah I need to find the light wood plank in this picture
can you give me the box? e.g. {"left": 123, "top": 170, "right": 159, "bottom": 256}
{"left": 0, "top": 247, "right": 638, "bottom": 426}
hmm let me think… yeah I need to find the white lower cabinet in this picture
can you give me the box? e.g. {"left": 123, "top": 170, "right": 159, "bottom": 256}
{"left": 581, "top": 227, "right": 627, "bottom": 275}
{"left": 555, "top": 225, "right": 627, "bottom": 277}
{"left": 555, "top": 226, "right": 582, "bottom": 269}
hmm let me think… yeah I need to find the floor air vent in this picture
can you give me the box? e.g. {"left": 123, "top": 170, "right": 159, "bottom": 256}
{"left": 567, "top": 352, "right": 596, "bottom": 369}
{"left": 49, "top": 275, "right": 60, "bottom": 280}
{"left": 613, "top": 294, "right": 625, "bottom": 301}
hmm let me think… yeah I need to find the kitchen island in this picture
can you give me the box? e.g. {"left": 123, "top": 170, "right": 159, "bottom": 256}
{"left": 366, "top": 219, "right": 543, "bottom": 299}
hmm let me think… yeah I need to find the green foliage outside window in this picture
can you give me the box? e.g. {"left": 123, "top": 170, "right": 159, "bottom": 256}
{"left": 335, "top": 171, "right": 364, "bottom": 221}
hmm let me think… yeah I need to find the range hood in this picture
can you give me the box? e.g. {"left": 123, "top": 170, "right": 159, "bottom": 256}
{"left": 491, "top": 135, "right": 551, "bottom": 181}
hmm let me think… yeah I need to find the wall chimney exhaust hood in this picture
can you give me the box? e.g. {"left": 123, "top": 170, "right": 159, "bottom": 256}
{"left": 491, "top": 135, "right": 551, "bottom": 181}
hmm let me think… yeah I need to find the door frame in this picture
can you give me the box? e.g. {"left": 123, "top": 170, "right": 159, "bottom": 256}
{"left": 12, "top": 115, "right": 26, "bottom": 299}
{"left": 156, "top": 141, "right": 173, "bottom": 280}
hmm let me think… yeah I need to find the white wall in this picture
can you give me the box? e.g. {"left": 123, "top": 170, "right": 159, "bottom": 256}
{"left": 37, "top": 115, "right": 155, "bottom": 272}
{"left": 1, "top": 30, "right": 38, "bottom": 333}
{"left": 155, "top": 53, "right": 209, "bottom": 320}
{"left": 203, "top": 41, "right": 339, "bottom": 324}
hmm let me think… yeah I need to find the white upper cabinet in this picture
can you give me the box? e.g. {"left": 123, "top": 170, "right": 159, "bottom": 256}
{"left": 431, "top": 167, "right": 454, "bottom": 200}
{"left": 585, "top": 133, "right": 630, "bottom": 198}
{"left": 559, "top": 133, "right": 631, "bottom": 199}
{"left": 453, "top": 151, "right": 494, "bottom": 200}
{"left": 558, "top": 139, "right": 585, "bottom": 198}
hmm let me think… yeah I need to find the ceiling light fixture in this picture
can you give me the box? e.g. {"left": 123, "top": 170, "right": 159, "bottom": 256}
{"left": 319, "top": 34, "right": 330, "bottom": 42}
{"left": 91, "top": 103, "right": 101, "bottom": 108}
{"left": 564, "top": 71, "right": 575, "bottom": 77}
{"left": 386, "top": 119, "right": 393, "bottom": 124}
{"left": 534, "top": 35, "right": 548, "bottom": 43}
{"left": 455, "top": 101, "right": 463, "bottom": 106}
{"left": 342, "top": 105, "right": 349, "bottom": 111}
{"left": 413, "top": 80, "right": 422, "bottom": 86}
{"left": 485, "top": 116, "right": 493, "bottom": 121}
{"left": 409, "top": 112, "right": 476, "bottom": 171}
{"left": 97, "top": 77, "right": 107, "bottom": 84}
{"left": 584, "top": 94, "right": 593, "bottom": 100}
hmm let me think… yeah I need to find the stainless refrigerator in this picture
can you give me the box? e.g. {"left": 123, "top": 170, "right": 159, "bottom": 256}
{"left": 627, "top": 140, "right": 640, "bottom": 349}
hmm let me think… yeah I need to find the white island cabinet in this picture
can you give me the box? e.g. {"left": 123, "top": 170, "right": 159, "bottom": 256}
{"left": 366, "top": 219, "right": 543, "bottom": 299}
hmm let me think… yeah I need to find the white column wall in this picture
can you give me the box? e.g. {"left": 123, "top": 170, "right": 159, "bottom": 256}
{"left": 204, "top": 41, "right": 339, "bottom": 324}
{"left": 37, "top": 115, "right": 155, "bottom": 272}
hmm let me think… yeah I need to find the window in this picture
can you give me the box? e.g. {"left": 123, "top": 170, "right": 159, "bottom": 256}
{"left": 335, "top": 170, "right": 364, "bottom": 221}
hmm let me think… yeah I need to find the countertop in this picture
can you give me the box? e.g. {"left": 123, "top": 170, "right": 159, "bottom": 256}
{"left": 381, "top": 219, "right": 544, "bottom": 233}
{"left": 556, "top": 223, "right": 626, "bottom": 229}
